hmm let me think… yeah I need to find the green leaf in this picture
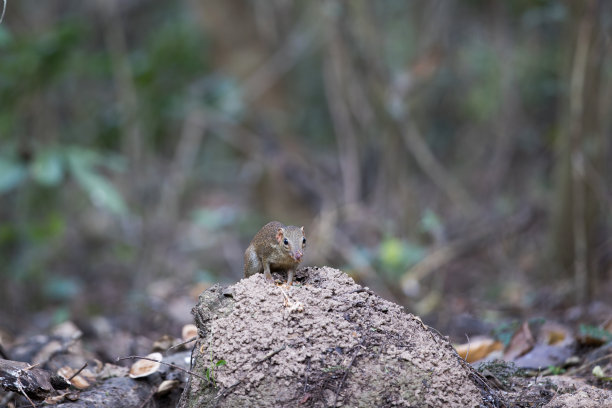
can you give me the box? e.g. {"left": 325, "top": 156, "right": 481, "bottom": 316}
{"left": 216, "top": 360, "right": 227, "bottom": 367}
{"left": 52, "top": 307, "right": 71, "bottom": 326}
{"left": 547, "top": 365, "right": 565, "bottom": 375}
{"left": 592, "top": 365, "right": 612, "bottom": 381}
{"left": 593, "top": 365, "right": 605, "bottom": 378}
{"left": 30, "top": 149, "right": 64, "bottom": 186}
{"left": 65, "top": 146, "right": 102, "bottom": 170}
{"left": 379, "top": 238, "right": 404, "bottom": 269}
{"left": 191, "top": 207, "right": 237, "bottom": 231}
{"left": 379, "top": 238, "right": 426, "bottom": 271}
{"left": 29, "top": 213, "right": 65, "bottom": 242}
{"left": 67, "top": 147, "right": 128, "bottom": 215}
{"left": 0, "top": 157, "right": 26, "bottom": 193}
{"left": 420, "top": 208, "right": 443, "bottom": 235}
{"left": 0, "top": 26, "right": 13, "bottom": 47}
{"left": 45, "top": 276, "right": 82, "bottom": 300}
{"left": 74, "top": 170, "right": 127, "bottom": 215}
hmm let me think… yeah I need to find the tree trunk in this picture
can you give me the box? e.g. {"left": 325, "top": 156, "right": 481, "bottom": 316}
{"left": 550, "top": 0, "right": 608, "bottom": 303}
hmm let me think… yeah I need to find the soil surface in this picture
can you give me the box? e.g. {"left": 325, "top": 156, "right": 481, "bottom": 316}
{"left": 179, "top": 266, "right": 493, "bottom": 407}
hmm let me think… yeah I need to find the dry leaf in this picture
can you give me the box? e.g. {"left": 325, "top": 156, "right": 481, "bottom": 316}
{"left": 454, "top": 337, "right": 503, "bottom": 363}
{"left": 153, "top": 335, "right": 175, "bottom": 352}
{"left": 57, "top": 366, "right": 91, "bottom": 390}
{"left": 156, "top": 379, "right": 179, "bottom": 395}
{"left": 129, "top": 352, "right": 162, "bottom": 378}
{"left": 504, "top": 322, "right": 535, "bottom": 361}
{"left": 32, "top": 340, "right": 63, "bottom": 365}
{"left": 97, "top": 363, "right": 129, "bottom": 379}
{"left": 51, "top": 321, "right": 83, "bottom": 340}
{"left": 182, "top": 324, "right": 198, "bottom": 343}
{"left": 537, "top": 321, "right": 574, "bottom": 346}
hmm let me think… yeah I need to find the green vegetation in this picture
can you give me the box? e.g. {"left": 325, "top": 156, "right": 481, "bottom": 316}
{"left": 0, "top": 1, "right": 610, "bottom": 337}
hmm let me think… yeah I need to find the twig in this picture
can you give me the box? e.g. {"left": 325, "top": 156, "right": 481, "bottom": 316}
{"left": 0, "top": 0, "right": 6, "bottom": 24}
{"left": 399, "top": 118, "right": 477, "bottom": 211}
{"left": 100, "top": 0, "right": 144, "bottom": 169}
{"left": 566, "top": 352, "right": 612, "bottom": 376}
{"left": 333, "top": 343, "right": 364, "bottom": 406}
{"left": 168, "top": 336, "right": 197, "bottom": 351}
{"left": 242, "top": 16, "right": 319, "bottom": 103}
{"left": 400, "top": 208, "right": 534, "bottom": 291}
{"left": 116, "top": 355, "right": 209, "bottom": 382}
{"left": 214, "top": 379, "right": 241, "bottom": 408}
{"left": 23, "top": 362, "right": 42, "bottom": 371}
{"left": 322, "top": 35, "right": 361, "bottom": 205}
{"left": 279, "top": 287, "right": 304, "bottom": 312}
{"left": 303, "top": 358, "right": 311, "bottom": 393}
{"left": 256, "top": 345, "right": 286, "bottom": 364}
{"left": 454, "top": 351, "right": 503, "bottom": 405}
{"left": 156, "top": 106, "right": 207, "bottom": 224}
{"left": 67, "top": 362, "right": 88, "bottom": 381}
{"left": 15, "top": 375, "right": 36, "bottom": 408}
{"left": 345, "top": 287, "right": 376, "bottom": 296}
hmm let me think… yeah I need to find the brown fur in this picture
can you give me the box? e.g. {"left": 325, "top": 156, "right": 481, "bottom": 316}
{"left": 244, "top": 221, "right": 306, "bottom": 285}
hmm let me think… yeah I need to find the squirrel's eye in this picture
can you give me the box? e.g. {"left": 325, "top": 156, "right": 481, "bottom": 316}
{"left": 302, "top": 237, "right": 306, "bottom": 245}
{"left": 283, "top": 238, "right": 289, "bottom": 245}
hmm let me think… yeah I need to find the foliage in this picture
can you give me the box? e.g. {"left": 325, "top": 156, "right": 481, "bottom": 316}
{"left": 592, "top": 366, "right": 612, "bottom": 382}
{"left": 579, "top": 325, "right": 612, "bottom": 344}
{"left": 0, "top": 0, "right": 609, "bottom": 335}
{"left": 378, "top": 237, "right": 426, "bottom": 280}
{"left": 204, "top": 358, "right": 227, "bottom": 388}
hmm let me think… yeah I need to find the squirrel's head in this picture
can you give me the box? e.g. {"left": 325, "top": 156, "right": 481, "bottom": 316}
{"left": 276, "top": 225, "right": 306, "bottom": 262}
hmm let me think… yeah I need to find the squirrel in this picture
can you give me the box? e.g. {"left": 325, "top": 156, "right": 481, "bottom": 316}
{"left": 244, "top": 221, "right": 306, "bottom": 285}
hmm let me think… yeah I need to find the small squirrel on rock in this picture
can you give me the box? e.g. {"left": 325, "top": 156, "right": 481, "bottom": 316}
{"left": 244, "top": 221, "right": 306, "bottom": 285}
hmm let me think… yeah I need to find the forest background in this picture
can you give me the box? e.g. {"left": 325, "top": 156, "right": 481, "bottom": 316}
{"left": 0, "top": 0, "right": 610, "bottom": 344}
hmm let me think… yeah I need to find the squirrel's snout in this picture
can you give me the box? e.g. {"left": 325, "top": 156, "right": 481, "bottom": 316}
{"left": 294, "top": 251, "right": 303, "bottom": 262}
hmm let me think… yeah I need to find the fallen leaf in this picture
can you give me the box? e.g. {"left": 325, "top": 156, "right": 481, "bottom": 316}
{"left": 504, "top": 322, "right": 535, "bottom": 361}
{"left": 182, "top": 324, "right": 198, "bottom": 343}
{"left": 454, "top": 337, "right": 503, "bottom": 363}
{"left": 156, "top": 379, "right": 179, "bottom": 395}
{"left": 129, "top": 352, "right": 162, "bottom": 378}
{"left": 57, "top": 366, "right": 91, "bottom": 390}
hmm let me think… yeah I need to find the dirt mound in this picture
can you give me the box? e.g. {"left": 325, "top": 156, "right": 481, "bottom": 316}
{"left": 178, "top": 266, "right": 489, "bottom": 407}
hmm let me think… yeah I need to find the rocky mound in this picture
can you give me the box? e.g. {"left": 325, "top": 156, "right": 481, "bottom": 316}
{"left": 178, "top": 266, "right": 492, "bottom": 407}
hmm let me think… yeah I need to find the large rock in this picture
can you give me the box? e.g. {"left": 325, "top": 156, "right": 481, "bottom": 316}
{"left": 178, "top": 266, "right": 491, "bottom": 407}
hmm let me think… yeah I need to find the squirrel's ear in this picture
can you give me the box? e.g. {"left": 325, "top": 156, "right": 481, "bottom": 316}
{"left": 276, "top": 228, "right": 285, "bottom": 243}
{"left": 300, "top": 226, "right": 305, "bottom": 234}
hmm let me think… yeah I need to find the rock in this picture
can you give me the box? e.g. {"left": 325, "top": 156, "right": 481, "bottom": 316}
{"left": 178, "top": 266, "right": 493, "bottom": 407}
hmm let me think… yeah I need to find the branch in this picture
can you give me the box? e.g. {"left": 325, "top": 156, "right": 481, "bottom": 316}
{"left": 401, "top": 208, "right": 535, "bottom": 292}
{"left": 242, "top": 17, "right": 319, "bottom": 103}
{"left": 0, "top": 358, "right": 68, "bottom": 401}
{"left": 568, "top": 0, "right": 595, "bottom": 304}
{"left": 399, "top": 118, "right": 477, "bottom": 211}
{"left": 322, "top": 43, "right": 361, "bottom": 205}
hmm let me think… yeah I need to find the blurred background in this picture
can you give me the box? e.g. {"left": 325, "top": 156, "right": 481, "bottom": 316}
{"left": 0, "top": 0, "right": 610, "bottom": 342}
